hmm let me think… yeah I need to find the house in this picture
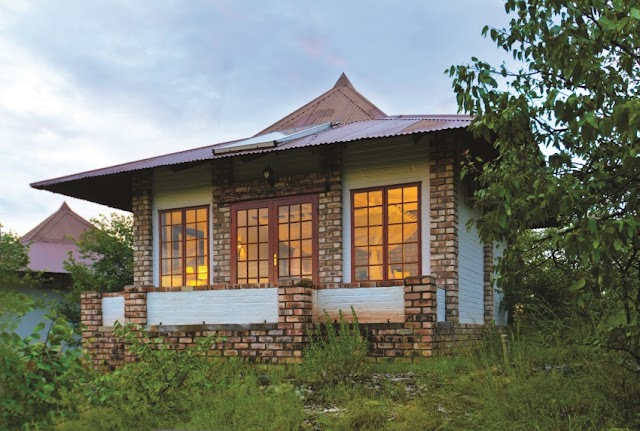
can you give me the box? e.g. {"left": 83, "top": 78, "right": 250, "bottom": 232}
{"left": 20, "top": 201, "right": 94, "bottom": 286}
{"left": 14, "top": 202, "right": 93, "bottom": 338}
{"left": 32, "top": 74, "right": 507, "bottom": 369}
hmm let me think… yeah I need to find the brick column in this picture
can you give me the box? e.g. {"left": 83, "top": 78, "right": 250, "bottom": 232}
{"left": 277, "top": 285, "right": 313, "bottom": 363}
{"left": 429, "top": 144, "right": 459, "bottom": 322}
{"left": 80, "top": 292, "right": 103, "bottom": 342}
{"left": 404, "top": 276, "right": 437, "bottom": 357}
{"left": 211, "top": 159, "right": 232, "bottom": 283}
{"left": 483, "top": 242, "right": 495, "bottom": 324}
{"left": 132, "top": 171, "right": 153, "bottom": 286}
{"left": 124, "top": 285, "right": 148, "bottom": 363}
{"left": 318, "top": 168, "right": 343, "bottom": 284}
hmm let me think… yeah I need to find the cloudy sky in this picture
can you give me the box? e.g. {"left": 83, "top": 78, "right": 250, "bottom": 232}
{"left": 0, "top": 0, "right": 512, "bottom": 236}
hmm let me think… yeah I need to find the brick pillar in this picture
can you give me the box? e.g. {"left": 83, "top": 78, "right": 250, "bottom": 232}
{"left": 483, "top": 242, "right": 495, "bottom": 324}
{"left": 123, "top": 285, "right": 148, "bottom": 363}
{"left": 80, "top": 292, "right": 103, "bottom": 341}
{"left": 132, "top": 171, "right": 153, "bottom": 286}
{"left": 277, "top": 285, "right": 313, "bottom": 363}
{"left": 211, "top": 159, "right": 232, "bottom": 283}
{"left": 404, "top": 276, "right": 437, "bottom": 357}
{"left": 318, "top": 168, "right": 343, "bottom": 283}
{"left": 429, "top": 144, "right": 459, "bottom": 322}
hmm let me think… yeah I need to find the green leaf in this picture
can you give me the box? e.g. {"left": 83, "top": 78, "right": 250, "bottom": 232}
{"left": 570, "top": 278, "right": 586, "bottom": 291}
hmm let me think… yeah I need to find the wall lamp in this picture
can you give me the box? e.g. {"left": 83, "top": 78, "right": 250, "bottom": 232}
{"left": 263, "top": 166, "right": 275, "bottom": 187}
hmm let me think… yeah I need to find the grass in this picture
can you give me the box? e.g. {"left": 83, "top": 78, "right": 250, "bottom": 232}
{"left": 53, "top": 324, "right": 640, "bottom": 431}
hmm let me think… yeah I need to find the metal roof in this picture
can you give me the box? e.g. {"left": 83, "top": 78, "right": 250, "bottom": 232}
{"left": 21, "top": 202, "right": 95, "bottom": 273}
{"left": 31, "top": 74, "right": 475, "bottom": 211}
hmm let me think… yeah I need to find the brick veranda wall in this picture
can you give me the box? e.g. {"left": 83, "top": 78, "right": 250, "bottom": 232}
{"left": 80, "top": 277, "right": 440, "bottom": 370}
{"left": 132, "top": 171, "right": 153, "bottom": 287}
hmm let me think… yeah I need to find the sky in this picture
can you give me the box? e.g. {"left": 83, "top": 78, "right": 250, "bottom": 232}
{"left": 0, "top": 0, "right": 513, "bottom": 236}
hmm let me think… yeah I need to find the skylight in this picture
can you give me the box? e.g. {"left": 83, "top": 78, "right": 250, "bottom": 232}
{"left": 213, "top": 123, "right": 332, "bottom": 155}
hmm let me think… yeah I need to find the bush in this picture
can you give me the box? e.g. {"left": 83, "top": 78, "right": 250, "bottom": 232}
{"left": 300, "top": 308, "right": 369, "bottom": 385}
{"left": 0, "top": 313, "right": 88, "bottom": 430}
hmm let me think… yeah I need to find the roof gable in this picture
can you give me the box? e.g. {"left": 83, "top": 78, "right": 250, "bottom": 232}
{"left": 21, "top": 202, "right": 94, "bottom": 245}
{"left": 256, "top": 73, "right": 386, "bottom": 135}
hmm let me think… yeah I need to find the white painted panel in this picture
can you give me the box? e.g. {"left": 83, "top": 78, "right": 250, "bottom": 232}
{"left": 313, "top": 286, "right": 404, "bottom": 323}
{"left": 152, "top": 165, "right": 212, "bottom": 286}
{"left": 102, "top": 296, "right": 124, "bottom": 326}
{"left": 458, "top": 186, "right": 485, "bottom": 324}
{"left": 493, "top": 241, "right": 508, "bottom": 325}
{"left": 437, "top": 288, "right": 446, "bottom": 322}
{"left": 342, "top": 137, "right": 430, "bottom": 282}
{"left": 146, "top": 289, "right": 278, "bottom": 325}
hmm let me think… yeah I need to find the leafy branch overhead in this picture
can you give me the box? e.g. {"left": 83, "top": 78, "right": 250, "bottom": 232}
{"left": 448, "top": 0, "right": 639, "bottom": 365}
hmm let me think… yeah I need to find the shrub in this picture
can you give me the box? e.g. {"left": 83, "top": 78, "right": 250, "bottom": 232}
{"left": 300, "top": 307, "right": 369, "bottom": 385}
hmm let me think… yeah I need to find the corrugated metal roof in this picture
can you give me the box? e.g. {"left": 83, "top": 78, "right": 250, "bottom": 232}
{"left": 30, "top": 74, "right": 476, "bottom": 211}
{"left": 21, "top": 202, "right": 95, "bottom": 273}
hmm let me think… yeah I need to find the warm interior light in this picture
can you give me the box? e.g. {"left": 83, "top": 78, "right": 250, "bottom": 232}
{"left": 186, "top": 266, "right": 194, "bottom": 274}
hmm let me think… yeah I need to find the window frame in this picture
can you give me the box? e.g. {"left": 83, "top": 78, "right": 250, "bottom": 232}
{"left": 230, "top": 195, "right": 319, "bottom": 284}
{"left": 350, "top": 182, "right": 422, "bottom": 282}
{"left": 158, "top": 205, "right": 210, "bottom": 288}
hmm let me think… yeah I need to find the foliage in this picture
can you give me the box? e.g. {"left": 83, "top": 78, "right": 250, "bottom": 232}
{"left": 448, "top": 0, "right": 640, "bottom": 367}
{"left": 87, "top": 321, "right": 218, "bottom": 417}
{"left": 0, "top": 309, "right": 89, "bottom": 430}
{"left": 300, "top": 308, "right": 370, "bottom": 385}
{"left": 60, "top": 213, "right": 133, "bottom": 324}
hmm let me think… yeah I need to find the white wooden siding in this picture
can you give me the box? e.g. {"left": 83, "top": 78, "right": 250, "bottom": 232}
{"left": 437, "top": 288, "right": 446, "bottom": 322}
{"left": 313, "top": 286, "right": 405, "bottom": 323}
{"left": 458, "top": 188, "right": 485, "bottom": 324}
{"left": 146, "top": 289, "right": 278, "bottom": 325}
{"left": 152, "top": 165, "right": 212, "bottom": 286}
{"left": 342, "top": 137, "right": 430, "bottom": 282}
{"left": 493, "top": 241, "right": 508, "bottom": 325}
{"left": 102, "top": 296, "right": 124, "bottom": 326}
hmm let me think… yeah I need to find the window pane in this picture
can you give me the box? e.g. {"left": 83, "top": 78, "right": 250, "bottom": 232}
{"left": 404, "top": 263, "right": 419, "bottom": 277}
{"left": 248, "top": 261, "right": 258, "bottom": 279}
{"left": 404, "top": 186, "right": 418, "bottom": 203}
{"left": 172, "top": 225, "right": 183, "bottom": 242}
{"left": 369, "top": 206, "right": 382, "bottom": 226}
{"left": 161, "top": 260, "right": 170, "bottom": 274}
{"left": 354, "top": 192, "right": 368, "bottom": 208}
{"left": 369, "top": 265, "right": 383, "bottom": 280}
{"left": 196, "top": 222, "right": 207, "bottom": 239}
{"left": 258, "top": 225, "right": 268, "bottom": 242}
{"left": 301, "top": 203, "right": 312, "bottom": 221}
{"left": 302, "top": 258, "right": 312, "bottom": 276}
{"left": 369, "top": 226, "right": 383, "bottom": 246}
{"left": 185, "top": 240, "right": 196, "bottom": 258}
{"left": 279, "top": 242, "right": 289, "bottom": 259}
{"left": 186, "top": 210, "right": 196, "bottom": 224}
{"left": 161, "top": 212, "right": 170, "bottom": 226}
{"left": 259, "top": 207, "right": 269, "bottom": 225}
{"left": 162, "top": 243, "right": 171, "bottom": 260}
{"left": 290, "top": 222, "right": 300, "bottom": 240}
{"left": 354, "top": 266, "right": 368, "bottom": 281}
{"left": 162, "top": 226, "right": 172, "bottom": 242}
{"left": 404, "top": 223, "right": 418, "bottom": 242}
{"left": 354, "top": 247, "right": 369, "bottom": 266}
{"left": 301, "top": 239, "right": 312, "bottom": 257}
{"left": 237, "top": 244, "right": 247, "bottom": 261}
{"left": 259, "top": 243, "right": 269, "bottom": 259}
{"left": 388, "top": 203, "right": 402, "bottom": 224}
{"left": 354, "top": 208, "right": 367, "bottom": 227}
{"left": 171, "top": 276, "right": 182, "bottom": 287}
{"left": 388, "top": 244, "right": 402, "bottom": 264}
{"left": 248, "top": 209, "right": 258, "bottom": 226}
{"left": 369, "top": 191, "right": 382, "bottom": 206}
{"left": 248, "top": 244, "right": 258, "bottom": 261}
{"left": 238, "top": 263, "right": 247, "bottom": 279}
{"left": 238, "top": 210, "right": 247, "bottom": 227}
{"left": 278, "top": 206, "right": 288, "bottom": 222}
{"left": 197, "top": 208, "right": 207, "bottom": 221}
{"left": 290, "top": 205, "right": 300, "bottom": 222}
{"left": 237, "top": 227, "right": 247, "bottom": 244}
{"left": 172, "top": 211, "right": 182, "bottom": 224}
{"left": 259, "top": 261, "right": 269, "bottom": 279}
{"left": 354, "top": 227, "right": 368, "bottom": 246}
{"left": 290, "top": 258, "right": 300, "bottom": 277}
{"left": 278, "top": 225, "right": 289, "bottom": 241}
{"left": 279, "top": 259, "right": 289, "bottom": 277}
{"left": 388, "top": 188, "right": 402, "bottom": 204}
{"left": 172, "top": 242, "right": 182, "bottom": 258}
{"left": 404, "top": 202, "right": 418, "bottom": 223}
{"left": 388, "top": 225, "right": 403, "bottom": 244}
{"left": 369, "top": 246, "right": 383, "bottom": 265}
{"left": 301, "top": 221, "right": 312, "bottom": 239}
{"left": 404, "top": 243, "right": 419, "bottom": 264}
{"left": 248, "top": 226, "right": 258, "bottom": 243}
{"left": 290, "top": 240, "right": 301, "bottom": 258}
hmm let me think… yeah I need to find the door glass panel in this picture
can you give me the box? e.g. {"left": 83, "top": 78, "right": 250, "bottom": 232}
{"left": 235, "top": 205, "right": 269, "bottom": 284}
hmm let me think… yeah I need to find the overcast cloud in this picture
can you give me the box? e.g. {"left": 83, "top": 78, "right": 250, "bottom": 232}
{"left": 0, "top": 0, "right": 512, "bottom": 235}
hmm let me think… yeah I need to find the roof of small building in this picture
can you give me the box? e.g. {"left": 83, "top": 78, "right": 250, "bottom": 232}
{"left": 31, "top": 73, "right": 479, "bottom": 211}
{"left": 21, "top": 202, "right": 94, "bottom": 273}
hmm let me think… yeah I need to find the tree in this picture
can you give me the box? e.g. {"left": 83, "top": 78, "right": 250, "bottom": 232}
{"left": 61, "top": 213, "right": 133, "bottom": 324}
{"left": 448, "top": 0, "right": 640, "bottom": 367}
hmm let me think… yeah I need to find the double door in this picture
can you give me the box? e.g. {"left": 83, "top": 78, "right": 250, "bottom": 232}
{"left": 232, "top": 196, "right": 318, "bottom": 284}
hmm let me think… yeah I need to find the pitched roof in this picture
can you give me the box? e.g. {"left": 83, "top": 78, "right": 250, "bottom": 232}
{"left": 31, "top": 74, "right": 477, "bottom": 211}
{"left": 256, "top": 73, "right": 386, "bottom": 134}
{"left": 21, "top": 202, "right": 94, "bottom": 273}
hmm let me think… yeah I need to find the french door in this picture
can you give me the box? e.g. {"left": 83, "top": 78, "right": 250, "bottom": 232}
{"left": 231, "top": 196, "right": 318, "bottom": 284}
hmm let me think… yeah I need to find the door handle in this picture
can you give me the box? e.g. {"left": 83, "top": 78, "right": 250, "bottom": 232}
{"left": 273, "top": 253, "right": 278, "bottom": 267}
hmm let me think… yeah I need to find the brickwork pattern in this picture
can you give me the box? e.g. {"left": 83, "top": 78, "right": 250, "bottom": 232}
{"left": 211, "top": 165, "right": 342, "bottom": 284}
{"left": 132, "top": 171, "right": 153, "bottom": 286}
{"left": 429, "top": 143, "right": 460, "bottom": 322}
{"left": 483, "top": 242, "right": 495, "bottom": 324}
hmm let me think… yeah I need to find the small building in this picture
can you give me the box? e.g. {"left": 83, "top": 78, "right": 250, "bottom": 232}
{"left": 32, "top": 74, "right": 507, "bottom": 369}
{"left": 21, "top": 201, "right": 94, "bottom": 287}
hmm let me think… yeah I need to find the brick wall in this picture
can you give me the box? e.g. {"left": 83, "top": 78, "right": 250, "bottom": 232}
{"left": 429, "top": 143, "right": 459, "bottom": 322}
{"left": 211, "top": 160, "right": 342, "bottom": 285}
{"left": 435, "top": 322, "right": 485, "bottom": 355}
{"left": 483, "top": 242, "right": 495, "bottom": 324}
{"left": 132, "top": 171, "right": 153, "bottom": 286}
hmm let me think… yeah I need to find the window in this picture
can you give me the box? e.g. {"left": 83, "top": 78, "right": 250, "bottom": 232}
{"left": 352, "top": 184, "right": 420, "bottom": 281}
{"left": 159, "top": 206, "right": 209, "bottom": 287}
{"left": 232, "top": 196, "right": 317, "bottom": 284}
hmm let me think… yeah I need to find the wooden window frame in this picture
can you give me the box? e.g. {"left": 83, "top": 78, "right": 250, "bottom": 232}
{"left": 158, "top": 205, "right": 210, "bottom": 288}
{"left": 350, "top": 183, "right": 422, "bottom": 282}
{"left": 231, "top": 195, "right": 319, "bottom": 284}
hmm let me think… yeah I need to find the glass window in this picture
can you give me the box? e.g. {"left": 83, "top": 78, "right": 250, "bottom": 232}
{"left": 352, "top": 184, "right": 420, "bottom": 281}
{"left": 159, "top": 206, "right": 209, "bottom": 287}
